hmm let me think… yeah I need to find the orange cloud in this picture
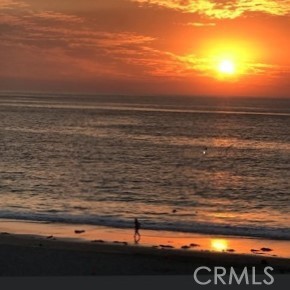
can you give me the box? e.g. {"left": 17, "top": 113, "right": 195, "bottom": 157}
{"left": 0, "top": 0, "right": 159, "bottom": 80}
{"left": 176, "top": 53, "right": 279, "bottom": 79}
{"left": 185, "top": 22, "right": 216, "bottom": 27}
{"left": 133, "top": 0, "right": 290, "bottom": 19}
{"left": 32, "top": 11, "right": 84, "bottom": 23}
{"left": 0, "top": 0, "right": 28, "bottom": 9}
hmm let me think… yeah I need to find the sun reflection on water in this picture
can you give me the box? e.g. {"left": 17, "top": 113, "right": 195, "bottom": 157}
{"left": 211, "top": 239, "right": 228, "bottom": 252}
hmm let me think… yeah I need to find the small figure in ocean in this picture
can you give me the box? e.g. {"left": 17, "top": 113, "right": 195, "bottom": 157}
{"left": 203, "top": 147, "right": 208, "bottom": 155}
{"left": 134, "top": 218, "right": 141, "bottom": 244}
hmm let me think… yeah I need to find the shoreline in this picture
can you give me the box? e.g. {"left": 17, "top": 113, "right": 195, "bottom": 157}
{"left": 1, "top": 219, "right": 290, "bottom": 258}
{"left": 0, "top": 219, "right": 289, "bottom": 275}
{"left": 0, "top": 230, "right": 290, "bottom": 276}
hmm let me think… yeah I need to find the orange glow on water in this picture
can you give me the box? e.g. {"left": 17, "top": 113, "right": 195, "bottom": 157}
{"left": 211, "top": 239, "right": 228, "bottom": 252}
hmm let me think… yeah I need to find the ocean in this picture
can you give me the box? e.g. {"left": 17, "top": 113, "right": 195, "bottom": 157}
{"left": 0, "top": 94, "right": 289, "bottom": 239}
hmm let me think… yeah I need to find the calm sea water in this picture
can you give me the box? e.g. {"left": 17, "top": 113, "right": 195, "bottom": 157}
{"left": 0, "top": 94, "right": 289, "bottom": 239}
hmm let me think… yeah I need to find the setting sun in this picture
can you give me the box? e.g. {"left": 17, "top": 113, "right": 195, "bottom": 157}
{"left": 218, "top": 59, "right": 235, "bottom": 75}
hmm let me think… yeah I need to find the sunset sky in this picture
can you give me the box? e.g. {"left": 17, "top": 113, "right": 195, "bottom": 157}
{"left": 0, "top": 0, "right": 289, "bottom": 97}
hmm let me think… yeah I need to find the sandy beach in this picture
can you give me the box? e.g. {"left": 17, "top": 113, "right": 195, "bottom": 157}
{"left": 0, "top": 220, "right": 289, "bottom": 276}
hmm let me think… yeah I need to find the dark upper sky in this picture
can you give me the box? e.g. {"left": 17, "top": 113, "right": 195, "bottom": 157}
{"left": 0, "top": 0, "right": 289, "bottom": 97}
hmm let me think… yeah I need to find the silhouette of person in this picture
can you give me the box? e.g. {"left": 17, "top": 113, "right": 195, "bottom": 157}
{"left": 134, "top": 218, "right": 141, "bottom": 244}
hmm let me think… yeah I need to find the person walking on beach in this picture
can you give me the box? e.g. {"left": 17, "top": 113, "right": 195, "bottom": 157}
{"left": 134, "top": 218, "right": 141, "bottom": 244}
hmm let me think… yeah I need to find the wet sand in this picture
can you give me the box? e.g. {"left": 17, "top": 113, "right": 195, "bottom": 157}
{"left": 0, "top": 232, "right": 289, "bottom": 276}
{"left": 0, "top": 219, "right": 289, "bottom": 276}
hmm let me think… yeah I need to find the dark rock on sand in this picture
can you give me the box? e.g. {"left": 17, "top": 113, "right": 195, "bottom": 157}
{"left": 190, "top": 243, "right": 200, "bottom": 247}
{"left": 181, "top": 245, "right": 190, "bottom": 249}
{"left": 227, "top": 249, "right": 235, "bottom": 253}
{"left": 260, "top": 247, "right": 273, "bottom": 252}
{"left": 74, "top": 230, "right": 85, "bottom": 234}
{"left": 46, "top": 236, "right": 54, "bottom": 239}
{"left": 159, "top": 245, "right": 174, "bottom": 249}
{"left": 113, "top": 241, "right": 128, "bottom": 245}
